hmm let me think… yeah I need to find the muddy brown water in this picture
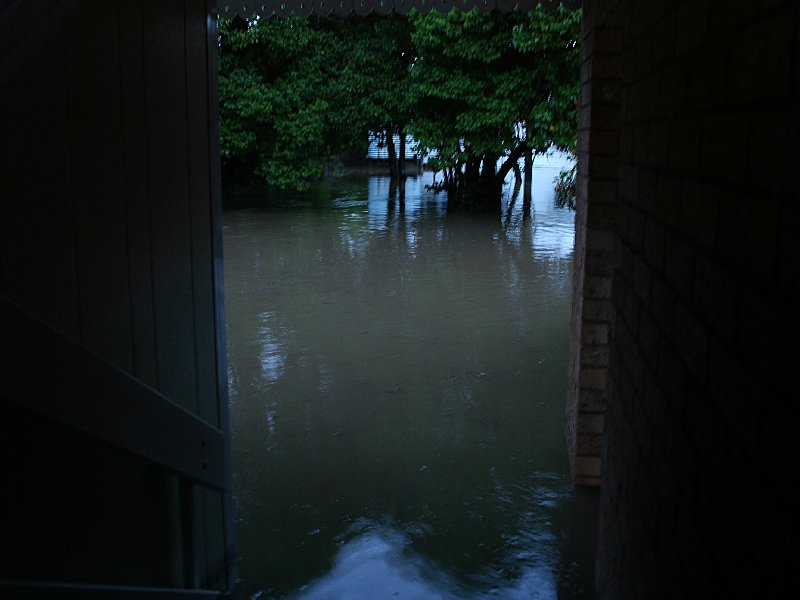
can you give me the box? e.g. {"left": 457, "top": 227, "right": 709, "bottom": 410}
{"left": 224, "top": 153, "right": 598, "bottom": 599}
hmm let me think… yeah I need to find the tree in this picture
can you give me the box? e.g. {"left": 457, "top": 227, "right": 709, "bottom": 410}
{"left": 327, "top": 14, "right": 414, "bottom": 192}
{"left": 218, "top": 14, "right": 413, "bottom": 191}
{"left": 218, "top": 7, "right": 581, "bottom": 203}
{"left": 219, "top": 16, "right": 345, "bottom": 190}
{"left": 408, "top": 7, "right": 581, "bottom": 205}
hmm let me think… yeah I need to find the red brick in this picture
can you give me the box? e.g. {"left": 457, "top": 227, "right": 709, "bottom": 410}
{"left": 646, "top": 121, "right": 670, "bottom": 166}
{"left": 656, "top": 337, "right": 687, "bottom": 418}
{"left": 633, "top": 167, "right": 657, "bottom": 213}
{"left": 656, "top": 65, "right": 685, "bottom": 118}
{"left": 582, "top": 4, "right": 800, "bottom": 595}
{"left": 612, "top": 277, "right": 640, "bottom": 338}
{"left": 589, "top": 129, "right": 619, "bottom": 154}
{"left": 586, "top": 248, "right": 615, "bottom": 276}
{"left": 577, "top": 434, "right": 604, "bottom": 455}
{"left": 623, "top": 209, "right": 645, "bottom": 250}
{"left": 579, "top": 389, "right": 609, "bottom": 412}
{"left": 580, "top": 80, "right": 592, "bottom": 109}
{"left": 667, "top": 120, "right": 702, "bottom": 177}
{"left": 588, "top": 54, "right": 621, "bottom": 79}
{"left": 587, "top": 229, "right": 614, "bottom": 252}
{"left": 630, "top": 32, "right": 652, "bottom": 80}
{"left": 588, "top": 154, "right": 619, "bottom": 179}
{"left": 706, "top": 339, "right": 759, "bottom": 445}
{"left": 684, "top": 44, "right": 729, "bottom": 112}
{"left": 679, "top": 180, "right": 719, "bottom": 249}
{"left": 692, "top": 255, "right": 737, "bottom": 339}
{"left": 585, "top": 275, "right": 613, "bottom": 299}
{"left": 594, "top": 79, "right": 622, "bottom": 105}
{"left": 734, "top": 286, "right": 787, "bottom": 376}
{"left": 699, "top": 115, "right": 748, "bottom": 185}
{"left": 589, "top": 179, "right": 617, "bottom": 207}
{"left": 574, "top": 474, "right": 602, "bottom": 487}
{"left": 746, "top": 108, "right": 799, "bottom": 197}
{"left": 675, "top": 1, "right": 707, "bottom": 56}
{"left": 619, "top": 163, "right": 638, "bottom": 200}
{"left": 728, "top": 14, "right": 793, "bottom": 103}
{"left": 661, "top": 429, "right": 699, "bottom": 495}
{"left": 632, "top": 255, "right": 652, "bottom": 304}
{"left": 650, "top": 11, "right": 676, "bottom": 67}
{"left": 650, "top": 276, "right": 676, "bottom": 332}
{"left": 706, "top": 0, "right": 762, "bottom": 37}
{"left": 643, "top": 218, "right": 665, "bottom": 274}
{"left": 580, "top": 367, "right": 609, "bottom": 391}
{"left": 641, "top": 374, "right": 672, "bottom": 452}
{"left": 683, "top": 379, "right": 728, "bottom": 476}
{"left": 636, "top": 307, "right": 660, "bottom": 369}
{"left": 578, "top": 413, "right": 605, "bottom": 434}
{"left": 574, "top": 455, "right": 603, "bottom": 477}
{"left": 595, "top": 27, "right": 624, "bottom": 54}
{"left": 582, "top": 322, "right": 610, "bottom": 345}
{"left": 714, "top": 191, "right": 779, "bottom": 285}
{"left": 664, "top": 233, "right": 695, "bottom": 300}
{"left": 654, "top": 173, "right": 682, "bottom": 226}
{"left": 672, "top": 300, "right": 709, "bottom": 384}
{"left": 588, "top": 104, "right": 621, "bottom": 130}
{"left": 580, "top": 49, "right": 592, "bottom": 85}
{"left": 584, "top": 299, "right": 613, "bottom": 321}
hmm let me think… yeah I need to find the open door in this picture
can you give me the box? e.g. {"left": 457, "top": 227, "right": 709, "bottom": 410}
{"left": 0, "top": 0, "right": 233, "bottom": 596}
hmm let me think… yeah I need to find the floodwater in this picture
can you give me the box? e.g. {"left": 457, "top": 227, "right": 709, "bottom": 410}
{"left": 223, "top": 153, "right": 598, "bottom": 600}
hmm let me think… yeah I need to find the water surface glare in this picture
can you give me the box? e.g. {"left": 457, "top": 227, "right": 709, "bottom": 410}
{"left": 224, "top": 154, "right": 598, "bottom": 599}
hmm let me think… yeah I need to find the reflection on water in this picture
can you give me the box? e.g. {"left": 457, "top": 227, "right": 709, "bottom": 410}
{"left": 290, "top": 514, "right": 558, "bottom": 600}
{"left": 224, "top": 153, "right": 597, "bottom": 599}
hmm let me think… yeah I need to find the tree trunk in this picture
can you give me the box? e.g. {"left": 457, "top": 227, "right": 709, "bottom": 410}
{"left": 523, "top": 189, "right": 532, "bottom": 222}
{"left": 512, "top": 160, "right": 522, "bottom": 187}
{"left": 512, "top": 175, "right": 522, "bottom": 203}
{"left": 524, "top": 148, "right": 533, "bottom": 197}
{"left": 480, "top": 154, "right": 501, "bottom": 189}
{"left": 398, "top": 127, "right": 406, "bottom": 180}
{"left": 465, "top": 156, "right": 480, "bottom": 188}
{"left": 386, "top": 126, "right": 398, "bottom": 183}
{"left": 482, "top": 154, "right": 499, "bottom": 178}
{"left": 495, "top": 142, "right": 528, "bottom": 185}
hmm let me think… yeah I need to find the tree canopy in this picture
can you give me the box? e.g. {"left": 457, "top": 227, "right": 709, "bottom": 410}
{"left": 218, "top": 8, "right": 581, "bottom": 200}
{"left": 408, "top": 6, "right": 580, "bottom": 198}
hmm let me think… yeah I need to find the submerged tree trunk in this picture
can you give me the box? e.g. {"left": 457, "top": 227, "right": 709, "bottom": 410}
{"left": 524, "top": 148, "right": 533, "bottom": 198}
{"left": 512, "top": 178, "right": 522, "bottom": 209}
{"left": 495, "top": 142, "right": 528, "bottom": 185}
{"left": 386, "top": 126, "right": 398, "bottom": 197}
{"left": 386, "top": 126, "right": 398, "bottom": 182}
{"left": 482, "top": 154, "right": 498, "bottom": 179}
{"left": 512, "top": 160, "right": 522, "bottom": 198}
{"left": 398, "top": 127, "right": 406, "bottom": 180}
{"left": 464, "top": 155, "right": 481, "bottom": 189}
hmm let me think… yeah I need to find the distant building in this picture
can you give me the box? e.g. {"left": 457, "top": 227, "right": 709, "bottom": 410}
{"left": 366, "top": 132, "right": 434, "bottom": 165}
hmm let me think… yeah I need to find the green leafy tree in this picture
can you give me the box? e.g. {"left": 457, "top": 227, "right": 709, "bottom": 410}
{"left": 408, "top": 7, "right": 581, "bottom": 204}
{"left": 327, "top": 14, "right": 415, "bottom": 184}
{"left": 218, "top": 7, "right": 580, "bottom": 202}
{"left": 219, "top": 17, "right": 342, "bottom": 189}
{"left": 219, "top": 15, "right": 413, "bottom": 191}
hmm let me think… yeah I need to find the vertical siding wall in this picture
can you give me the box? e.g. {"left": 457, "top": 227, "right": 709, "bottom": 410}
{"left": 0, "top": 0, "right": 219, "bottom": 419}
{"left": 582, "top": 0, "right": 799, "bottom": 596}
{"left": 0, "top": 0, "right": 229, "bottom": 590}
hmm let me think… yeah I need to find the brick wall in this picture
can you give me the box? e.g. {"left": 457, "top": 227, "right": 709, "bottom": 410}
{"left": 579, "top": 0, "right": 800, "bottom": 596}
{"left": 566, "top": 5, "right": 622, "bottom": 487}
